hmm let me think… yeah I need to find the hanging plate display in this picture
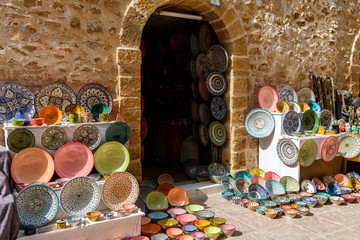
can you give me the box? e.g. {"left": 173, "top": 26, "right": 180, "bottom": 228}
{"left": 195, "top": 53, "right": 209, "bottom": 79}
{"left": 54, "top": 142, "right": 94, "bottom": 178}
{"left": 312, "top": 177, "right": 326, "bottom": 191}
{"left": 278, "top": 86, "right": 298, "bottom": 103}
{"left": 190, "top": 59, "right": 198, "bottom": 81}
{"left": 298, "top": 139, "right": 317, "bottom": 167}
{"left": 199, "top": 24, "right": 211, "bottom": 53}
{"left": 283, "top": 111, "right": 301, "bottom": 136}
{"left": 35, "top": 82, "right": 76, "bottom": 120}
{"left": 102, "top": 171, "right": 139, "bottom": 211}
{"left": 190, "top": 34, "right": 200, "bottom": 59}
{"left": 76, "top": 83, "right": 113, "bottom": 113}
{"left": 16, "top": 184, "right": 59, "bottom": 227}
{"left": 307, "top": 100, "right": 321, "bottom": 112}
{"left": 105, "top": 121, "right": 131, "bottom": 145}
{"left": 198, "top": 78, "right": 210, "bottom": 101}
{"left": 301, "top": 109, "right": 319, "bottom": 133}
{"left": 210, "top": 97, "right": 226, "bottom": 121}
{"left": 199, "top": 124, "right": 209, "bottom": 146}
{"left": 39, "top": 105, "right": 62, "bottom": 125}
{"left": 275, "top": 100, "right": 289, "bottom": 113}
{"left": 206, "top": 45, "right": 229, "bottom": 73}
{"left": 299, "top": 102, "right": 310, "bottom": 112}
{"left": 288, "top": 101, "right": 301, "bottom": 113}
{"left": 338, "top": 133, "right": 360, "bottom": 158}
{"left": 0, "top": 83, "right": 36, "bottom": 123}
{"left": 73, "top": 124, "right": 101, "bottom": 150}
{"left": 60, "top": 176, "right": 100, "bottom": 216}
{"left": 206, "top": 72, "right": 227, "bottom": 96}
{"left": 94, "top": 141, "right": 130, "bottom": 175}
{"left": 41, "top": 126, "right": 67, "bottom": 150}
{"left": 7, "top": 129, "right": 35, "bottom": 153}
{"left": 297, "top": 87, "right": 315, "bottom": 103}
{"left": 301, "top": 180, "right": 317, "bottom": 193}
{"left": 280, "top": 176, "right": 300, "bottom": 192}
{"left": 258, "top": 85, "right": 278, "bottom": 112}
{"left": 191, "top": 100, "right": 199, "bottom": 122}
{"left": 198, "top": 103, "right": 211, "bottom": 126}
{"left": 208, "top": 121, "right": 226, "bottom": 146}
{"left": 321, "top": 136, "right": 339, "bottom": 162}
{"left": 276, "top": 138, "right": 298, "bottom": 166}
{"left": 319, "top": 110, "right": 333, "bottom": 129}
{"left": 244, "top": 108, "right": 275, "bottom": 139}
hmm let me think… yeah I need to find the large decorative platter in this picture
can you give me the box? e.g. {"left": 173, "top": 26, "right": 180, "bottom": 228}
{"left": 321, "top": 136, "right": 339, "bottom": 162}
{"left": 94, "top": 141, "right": 130, "bottom": 175}
{"left": 105, "top": 121, "right": 131, "bottom": 145}
{"left": 199, "top": 103, "right": 211, "bottom": 126}
{"left": 278, "top": 85, "right": 297, "bottom": 102}
{"left": 7, "top": 129, "right": 35, "bottom": 153}
{"left": 206, "top": 45, "right": 229, "bottom": 73}
{"left": 199, "top": 24, "right": 211, "bottom": 53}
{"left": 307, "top": 100, "right": 321, "bottom": 112}
{"left": 244, "top": 108, "right": 275, "bottom": 139}
{"left": 11, "top": 147, "right": 55, "bottom": 184}
{"left": 0, "top": 83, "right": 35, "bottom": 122}
{"left": 190, "top": 34, "right": 200, "bottom": 59}
{"left": 15, "top": 184, "right": 59, "bottom": 227}
{"left": 280, "top": 176, "right": 300, "bottom": 192}
{"left": 191, "top": 100, "right": 199, "bottom": 122}
{"left": 298, "top": 139, "right": 317, "bottom": 167}
{"left": 199, "top": 124, "right": 209, "bottom": 146}
{"left": 208, "top": 121, "right": 226, "bottom": 146}
{"left": 41, "top": 126, "right": 67, "bottom": 150}
{"left": 301, "top": 109, "right": 319, "bottom": 132}
{"left": 258, "top": 85, "right": 278, "bottom": 112}
{"left": 198, "top": 78, "right": 210, "bottom": 101}
{"left": 301, "top": 180, "right": 317, "bottom": 193}
{"left": 35, "top": 82, "right": 76, "bottom": 120}
{"left": 210, "top": 97, "right": 226, "bottom": 121}
{"left": 276, "top": 138, "right": 298, "bottom": 166}
{"left": 283, "top": 111, "right": 301, "bottom": 136}
{"left": 195, "top": 53, "right": 209, "bottom": 79}
{"left": 297, "top": 87, "right": 315, "bottom": 103}
{"left": 76, "top": 83, "right": 113, "bottom": 113}
{"left": 288, "top": 101, "right": 301, "bottom": 113}
{"left": 319, "top": 110, "right": 332, "bottom": 129}
{"left": 206, "top": 72, "right": 227, "bottom": 96}
{"left": 338, "top": 133, "right": 360, "bottom": 158}
{"left": 54, "top": 142, "right": 94, "bottom": 178}
{"left": 60, "top": 176, "right": 100, "bottom": 216}
{"left": 73, "top": 124, "right": 101, "bottom": 150}
{"left": 102, "top": 171, "right": 139, "bottom": 211}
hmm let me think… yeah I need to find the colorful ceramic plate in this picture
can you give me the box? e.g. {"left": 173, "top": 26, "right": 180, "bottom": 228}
{"left": 265, "top": 180, "right": 286, "bottom": 195}
{"left": 54, "top": 142, "right": 94, "bottom": 178}
{"left": 190, "top": 59, "right": 198, "bottom": 81}
{"left": 41, "top": 126, "right": 67, "bottom": 150}
{"left": 280, "top": 176, "right": 300, "bottom": 192}
{"left": 235, "top": 171, "right": 252, "bottom": 182}
{"left": 76, "top": 83, "right": 113, "bottom": 113}
{"left": 276, "top": 138, "right": 298, "bottom": 166}
{"left": 250, "top": 168, "right": 265, "bottom": 177}
{"left": 94, "top": 142, "right": 130, "bottom": 175}
{"left": 283, "top": 111, "right": 301, "bottom": 136}
{"left": 244, "top": 108, "right": 275, "bottom": 139}
{"left": 312, "top": 177, "right": 326, "bottom": 191}
{"left": 105, "top": 121, "right": 131, "bottom": 145}
{"left": 206, "top": 72, "right": 227, "bottom": 96}
{"left": 190, "top": 34, "right": 200, "bottom": 59}
{"left": 323, "top": 176, "right": 336, "bottom": 187}
{"left": 319, "top": 110, "right": 333, "bottom": 129}
{"left": 334, "top": 173, "right": 349, "bottom": 187}
{"left": 278, "top": 86, "right": 297, "bottom": 103}
{"left": 73, "top": 124, "right": 101, "bottom": 150}
{"left": 199, "top": 24, "right": 211, "bottom": 53}
{"left": 299, "top": 102, "right": 310, "bottom": 112}
{"left": 210, "top": 97, "right": 226, "bottom": 121}
{"left": 298, "top": 139, "right": 317, "bottom": 167}
{"left": 346, "top": 171, "right": 360, "bottom": 180}
{"left": 307, "top": 100, "right": 321, "bottom": 112}
{"left": 288, "top": 101, "right": 301, "bottom": 113}
{"left": 258, "top": 85, "right": 278, "bottom": 112}
{"left": 348, "top": 177, "right": 360, "bottom": 190}
{"left": 301, "top": 180, "right": 317, "bottom": 193}
{"left": 208, "top": 163, "right": 229, "bottom": 176}
{"left": 196, "top": 53, "right": 209, "bottom": 79}
{"left": 251, "top": 175, "right": 266, "bottom": 188}
{"left": 301, "top": 109, "right": 319, "bottom": 132}
{"left": 208, "top": 121, "right": 226, "bottom": 146}
{"left": 206, "top": 45, "right": 229, "bottom": 73}
{"left": 35, "top": 82, "right": 76, "bottom": 120}
{"left": 276, "top": 100, "right": 290, "bottom": 113}
{"left": 297, "top": 87, "right": 315, "bottom": 103}
{"left": 248, "top": 183, "right": 269, "bottom": 199}
{"left": 199, "top": 103, "right": 211, "bottom": 126}
{"left": 10, "top": 147, "right": 55, "bottom": 184}
{"left": 235, "top": 178, "right": 250, "bottom": 193}
{"left": 221, "top": 175, "right": 236, "bottom": 191}
{"left": 191, "top": 100, "right": 199, "bottom": 122}
{"left": 321, "top": 136, "right": 339, "bottom": 162}
{"left": 0, "top": 83, "right": 35, "bottom": 122}
{"left": 199, "top": 124, "right": 209, "bottom": 146}
{"left": 15, "top": 184, "right": 59, "bottom": 227}
{"left": 264, "top": 171, "right": 281, "bottom": 182}
{"left": 7, "top": 129, "right": 35, "bottom": 153}
{"left": 338, "top": 133, "right": 360, "bottom": 158}
{"left": 60, "top": 176, "right": 100, "bottom": 215}
{"left": 198, "top": 78, "right": 210, "bottom": 101}
{"left": 39, "top": 105, "right": 62, "bottom": 125}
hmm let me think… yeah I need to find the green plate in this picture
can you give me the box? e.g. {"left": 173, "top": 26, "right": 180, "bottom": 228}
{"left": 94, "top": 141, "right": 130, "bottom": 175}
{"left": 301, "top": 109, "right": 319, "bottom": 132}
{"left": 298, "top": 139, "right": 317, "bottom": 167}
{"left": 105, "top": 121, "right": 131, "bottom": 144}
{"left": 280, "top": 176, "right": 300, "bottom": 192}
{"left": 208, "top": 121, "right": 226, "bottom": 146}
{"left": 7, "top": 129, "right": 35, "bottom": 153}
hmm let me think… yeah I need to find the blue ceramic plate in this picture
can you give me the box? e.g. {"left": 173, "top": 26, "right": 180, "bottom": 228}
{"left": 283, "top": 111, "right": 301, "bottom": 136}
{"left": 244, "top": 108, "right": 275, "bottom": 139}
{"left": 301, "top": 180, "right": 317, "bottom": 194}
{"left": 248, "top": 183, "right": 269, "bottom": 199}
{"left": 265, "top": 180, "right": 286, "bottom": 195}
{"left": 326, "top": 181, "right": 341, "bottom": 195}
{"left": 307, "top": 100, "right": 321, "bottom": 112}
{"left": 235, "top": 171, "right": 252, "bottom": 182}
{"left": 278, "top": 85, "right": 297, "bottom": 102}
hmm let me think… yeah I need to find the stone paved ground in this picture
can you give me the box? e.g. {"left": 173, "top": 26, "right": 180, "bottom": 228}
{"left": 191, "top": 193, "right": 360, "bottom": 240}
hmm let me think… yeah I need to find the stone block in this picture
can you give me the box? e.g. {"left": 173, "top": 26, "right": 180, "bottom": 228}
{"left": 119, "top": 64, "right": 141, "bottom": 77}
{"left": 120, "top": 6, "right": 147, "bottom": 48}
{"left": 230, "top": 77, "right": 248, "bottom": 95}
{"left": 87, "top": 20, "right": 103, "bottom": 33}
{"left": 119, "top": 96, "right": 141, "bottom": 111}
{"left": 221, "top": 9, "right": 238, "bottom": 26}
{"left": 216, "top": 28, "right": 230, "bottom": 43}
{"left": 70, "top": 17, "right": 81, "bottom": 29}
{"left": 222, "top": 37, "right": 247, "bottom": 56}
{"left": 126, "top": 159, "right": 142, "bottom": 178}
{"left": 230, "top": 56, "right": 250, "bottom": 70}
{"left": 117, "top": 48, "right": 142, "bottom": 65}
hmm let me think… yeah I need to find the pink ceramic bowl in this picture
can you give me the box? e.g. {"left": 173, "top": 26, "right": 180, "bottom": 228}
{"left": 191, "top": 231, "right": 205, "bottom": 240}
{"left": 220, "top": 224, "right": 236, "bottom": 236}
{"left": 123, "top": 204, "right": 136, "bottom": 214}
{"left": 167, "top": 207, "right": 187, "bottom": 219}
{"left": 176, "top": 214, "right": 197, "bottom": 226}
{"left": 341, "top": 194, "right": 356, "bottom": 203}
{"left": 166, "top": 227, "right": 183, "bottom": 239}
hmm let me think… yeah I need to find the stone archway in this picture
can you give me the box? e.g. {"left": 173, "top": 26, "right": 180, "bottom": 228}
{"left": 116, "top": 0, "right": 250, "bottom": 181}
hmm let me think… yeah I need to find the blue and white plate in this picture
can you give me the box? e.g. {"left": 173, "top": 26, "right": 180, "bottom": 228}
{"left": 248, "top": 183, "right": 269, "bottom": 199}
{"left": 307, "top": 100, "right": 321, "bottom": 112}
{"left": 277, "top": 138, "right": 298, "bottom": 166}
{"left": 76, "top": 83, "right": 113, "bottom": 113}
{"left": 244, "top": 108, "right": 275, "bottom": 139}
{"left": 265, "top": 180, "right": 285, "bottom": 195}
{"left": 319, "top": 109, "right": 333, "bottom": 129}
{"left": 0, "top": 83, "right": 35, "bottom": 123}
{"left": 301, "top": 180, "right": 317, "bottom": 193}
{"left": 283, "top": 111, "right": 301, "bottom": 136}
{"left": 278, "top": 86, "right": 297, "bottom": 102}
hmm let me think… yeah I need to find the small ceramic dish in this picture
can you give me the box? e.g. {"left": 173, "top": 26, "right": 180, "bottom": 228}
{"left": 209, "top": 217, "right": 226, "bottom": 227}
{"left": 117, "top": 209, "right": 127, "bottom": 217}
{"left": 176, "top": 214, "right": 197, "bottom": 226}
{"left": 350, "top": 192, "right": 360, "bottom": 202}
{"left": 86, "top": 211, "right": 101, "bottom": 222}
{"left": 313, "top": 194, "right": 328, "bottom": 205}
{"left": 284, "top": 209, "right": 298, "bottom": 218}
{"left": 123, "top": 204, "right": 136, "bottom": 214}
{"left": 195, "top": 210, "right": 215, "bottom": 220}
{"left": 158, "top": 218, "right": 179, "bottom": 230}
{"left": 66, "top": 215, "right": 82, "bottom": 227}
{"left": 30, "top": 118, "right": 44, "bottom": 126}
{"left": 247, "top": 201, "right": 260, "bottom": 211}
{"left": 296, "top": 206, "right": 310, "bottom": 216}
{"left": 302, "top": 197, "right": 318, "bottom": 207}
{"left": 329, "top": 196, "right": 344, "bottom": 205}
{"left": 256, "top": 206, "right": 267, "bottom": 215}
{"left": 281, "top": 205, "right": 292, "bottom": 211}
{"left": 103, "top": 212, "right": 114, "bottom": 220}
{"left": 265, "top": 208, "right": 278, "bottom": 219}
{"left": 11, "top": 119, "right": 24, "bottom": 126}
{"left": 204, "top": 226, "right": 221, "bottom": 240}
{"left": 191, "top": 231, "right": 205, "bottom": 240}
{"left": 221, "top": 191, "right": 234, "bottom": 200}
{"left": 260, "top": 200, "right": 277, "bottom": 208}
{"left": 194, "top": 220, "right": 211, "bottom": 231}
{"left": 231, "top": 195, "right": 242, "bottom": 204}
{"left": 286, "top": 194, "right": 302, "bottom": 202}
{"left": 166, "top": 227, "right": 183, "bottom": 239}
{"left": 219, "top": 224, "right": 236, "bottom": 237}
{"left": 290, "top": 203, "right": 300, "bottom": 209}
{"left": 274, "top": 207, "right": 283, "bottom": 216}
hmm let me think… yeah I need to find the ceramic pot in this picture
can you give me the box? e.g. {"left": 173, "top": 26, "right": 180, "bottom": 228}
{"left": 81, "top": 112, "right": 93, "bottom": 123}
{"left": 99, "top": 113, "right": 110, "bottom": 122}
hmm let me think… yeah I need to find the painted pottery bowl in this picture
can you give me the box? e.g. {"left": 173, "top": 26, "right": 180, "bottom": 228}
{"left": 284, "top": 209, "right": 298, "bottom": 218}
{"left": 313, "top": 194, "right": 328, "bottom": 205}
{"left": 296, "top": 206, "right": 310, "bottom": 216}
{"left": 219, "top": 224, "right": 236, "bottom": 237}
{"left": 329, "top": 196, "right": 344, "bottom": 205}
{"left": 195, "top": 210, "right": 215, "bottom": 220}
{"left": 265, "top": 208, "right": 278, "bottom": 219}
{"left": 86, "top": 211, "right": 101, "bottom": 222}
{"left": 256, "top": 206, "right": 267, "bottom": 215}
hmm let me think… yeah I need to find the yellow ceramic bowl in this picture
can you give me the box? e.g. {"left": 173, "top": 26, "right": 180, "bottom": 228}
{"left": 195, "top": 220, "right": 211, "bottom": 231}
{"left": 209, "top": 217, "right": 226, "bottom": 227}
{"left": 158, "top": 218, "right": 179, "bottom": 230}
{"left": 328, "top": 130, "right": 337, "bottom": 135}
{"left": 86, "top": 211, "right": 101, "bottom": 222}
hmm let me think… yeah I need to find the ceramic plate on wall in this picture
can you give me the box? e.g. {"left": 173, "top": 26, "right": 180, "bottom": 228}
{"left": 258, "top": 85, "right": 278, "bottom": 112}
{"left": 206, "top": 72, "right": 227, "bottom": 96}
{"left": 298, "top": 139, "right": 317, "bottom": 167}
{"left": 301, "top": 109, "right": 319, "bottom": 133}
{"left": 195, "top": 53, "right": 209, "bottom": 79}
{"left": 198, "top": 78, "right": 210, "bottom": 101}
{"left": 206, "top": 45, "right": 229, "bottom": 73}
{"left": 288, "top": 101, "right": 301, "bottom": 113}
{"left": 210, "top": 97, "right": 226, "bottom": 121}
{"left": 105, "top": 121, "right": 131, "bottom": 145}
{"left": 321, "top": 136, "right": 339, "bottom": 162}
{"left": 283, "top": 111, "right": 301, "bottom": 136}
{"left": 276, "top": 138, "right": 298, "bottom": 166}
{"left": 297, "top": 87, "right": 315, "bottom": 103}
{"left": 244, "top": 108, "right": 275, "bottom": 139}
{"left": 73, "top": 124, "right": 101, "bottom": 150}
{"left": 190, "top": 59, "right": 198, "bottom": 81}
{"left": 7, "top": 129, "right": 35, "bottom": 153}
{"left": 278, "top": 85, "right": 297, "bottom": 103}
{"left": 41, "top": 126, "right": 67, "bottom": 150}
{"left": 198, "top": 103, "right": 211, "bottom": 126}
{"left": 199, "top": 123, "right": 209, "bottom": 146}
{"left": 338, "top": 133, "right": 360, "bottom": 158}
{"left": 208, "top": 121, "right": 226, "bottom": 146}
{"left": 76, "top": 83, "right": 113, "bottom": 113}
{"left": 319, "top": 109, "right": 333, "bottom": 129}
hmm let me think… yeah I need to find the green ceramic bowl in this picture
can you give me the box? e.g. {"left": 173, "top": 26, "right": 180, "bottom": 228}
{"left": 11, "top": 119, "right": 24, "bottom": 126}
{"left": 204, "top": 226, "right": 221, "bottom": 240}
{"left": 185, "top": 204, "right": 205, "bottom": 214}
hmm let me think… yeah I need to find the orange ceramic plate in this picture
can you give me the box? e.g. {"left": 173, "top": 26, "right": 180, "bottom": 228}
{"left": 10, "top": 147, "right": 55, "bottom": 184}
{"left": 167, "top": 187, "right": 189, "bottom": 207}
{"left": 39, "top": 105, "right": 62, "bottom": 125}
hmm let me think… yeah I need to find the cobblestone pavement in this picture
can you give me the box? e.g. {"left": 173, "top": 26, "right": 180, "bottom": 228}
{"left": 191, "top": 193, "right": 360, "bottom": 240}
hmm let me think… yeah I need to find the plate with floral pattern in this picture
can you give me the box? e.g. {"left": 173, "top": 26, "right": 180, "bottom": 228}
{"left": 41, "top": 126, "right": 67, "bottom": 150}
{"left": 76, "top": 83, "right": 113, "bottom": 113}
{"left": 297, "top": 87, "right": 315, "bottom": 103}
{"left": 206, "top": 45, "right": 229, "bottom": 73}
{"left": 283, "top": 111, "right": 301, "bottom": 136}
{"left": 319, "top": 110, "right": 333, "bottom": 129}
{"left": 338, "top": 133, "right": 360, "bottom": 158}
{"left": 73, "top": 124, "right": 101, "bottom": 150}
{"left": 278, "top": 86, "right": 297, "bottom": 103}
{"left": 244, "top": 108, "right": 275, "bottom": 139}
{"left": 298, "top": 139, "right": 317, "bottom": 167}
{"left": 321, "top": 136, "right": 339, "bottom": 162}
{"left": 277, "top": 138, "right": 298, "bottom": 166}
{"left": 7, "top": 129, "right": 35, "bottom": 153}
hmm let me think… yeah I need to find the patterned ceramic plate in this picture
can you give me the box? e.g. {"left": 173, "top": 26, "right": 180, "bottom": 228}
{"left": 105, "top": 121, "right": 131, "bottom": 145}
{"left": 199, "top": 124, "right": 209, "bottom": 146}
{"left": 196, "top": 53, "right": 209, "bottom": 79}
{"left": 297, "top": 87, "right": 315, "bottom": 103}
{"left": 7, "top": 129, "right": 35, "bottom": 153}
{"left": 206, "top": 72, "right": 227, "bottom": 96}
{"left": 258, "top": 85, "right": 278, "bottom": 112}
{"left": 276, "top": 100, "right": 290, "bottom": 113}
{"left": 319, "top": 110, "right": 332, "bottom": 129}
{"left": 198, "top": 78, "right": 210, "bottom": 101}
{"left": 277, "top": 138, "right": 298, "bottom": 166}
{"left": 338, "top": 133, "right": 360, "bottom": 158}
{"left": 35, "top": 82, "right": 76, "bottom": 120}
{"left": 235, "top": 178, "right": 250, "bottom": 193}
{"left": 301, "top": 180, "right": 317, "bottom": 193}
{"left": 278, "top": 86, "right": 298, "bottom": 102}
{"left": 102, "top": 171, "right": 139, "bottom": 211}
{"left": 301, "top": 109, "right": 319, "bottom": 132}
{"left": 346, "top": 171, "right": 360, "bottom": 180}
{"left": 250, "top": 168, "right": 265, "bottom": 177}
{"left": 307, "top": 100, "right": 321, "bottom": 112}
{"left": 321, "top": 136, "right": 339, "bottom": 162}
{"left": 190, "top": 34, "right": 200, "bottom": 59}
{"left": 288, "top": 101, "right": 301, "bottom": 113}
{"left": 208, "top": 163, "right": 229, "bottom": 176}
{"left": 60, "top": 176, "right": 100, "bottom": 216}
{"left": 221, "top": 175, "right": 236, "bottom": 190}
{"left": 280, "top": 176, "right": 300, "bottom": 192}
{"left": 206, "top": 45, "right": 229, "bottom": 73}
{"left": 264, "top": 171, "right": 281, "bottom": 182}
{"left": 16, "top": 184, "right": 59, "bottom": 227}
{"left": 334, "top": 173, "right": 349, "bottom": 187}
{"left": 248, "top": 183, "right": 269, "bottom": 199}
{"left": 41, "top": 126, "right": 67, "bottom": 150}
{"left": 283, "top": 111, "right": 301, "bottom": 136}
{"left": 312, "top": 177, "right": 326, "bottom": 191}
{"left": 265, "top": 180, "right": 286, "bottom": 195}
{"left": 199, "top": 103, "right": 211, "bottom": 126}
{"left": 244, "top": 108, "right": 275, "bottom": 139}
{"left": 199, "top": 24, "right": 211, "bottom": 53}
{"left": 298, "top": 139, "right": 317, "bottom": 167}
{"left": 210, "top": 97, "right": 226, "bottom": 121}
{"left": 190, "top": 59, "right": 198, "bottom": 81}
{"left": 191, "top": 100, "right": 199, "bottom": 122}
{"left": 251, "top": 175, "right": 266, "bottom": 188}
{"left": 0, "top": 83, "right": 36, "bottom": 122}
{"left": 299, "top": 102, "right": 310, "bottom": 112}
{"left": 323, "top": 175, "right": 336, "bottom": 186}
{"left": 208, "top": 121, "right": 226, "bottom": 146}
{"left": 76, "top": 83, "right": 113, "bottom": 113}
{"left": 73, "top": 124, "right": 101, "bottom": 150}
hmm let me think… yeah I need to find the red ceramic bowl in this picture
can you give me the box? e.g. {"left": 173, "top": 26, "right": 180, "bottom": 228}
{"left": 341, "top": 194, "right": 356, "bottom": 203}
{"left": 141, "top": 216, "right": 151, "bottom": 226}
{"left": 166, "top": 227, "right": 183, "bottom": 239}
{"left": 141, "top": 223, "right": 161, "bottom": 236}
{"left": 176, "top": 214, "right": 197, "bottom": 226}
{"left": 30, "top": 118, "right": 44, "bottom": 126}
{"left": 157, "top": 183, "right": 175, "bottom": 196}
